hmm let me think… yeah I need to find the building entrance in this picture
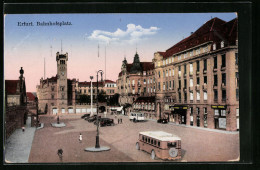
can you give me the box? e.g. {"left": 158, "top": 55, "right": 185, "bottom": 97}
{"left": 170, "top": 105, "right": 188, "bottom": 125}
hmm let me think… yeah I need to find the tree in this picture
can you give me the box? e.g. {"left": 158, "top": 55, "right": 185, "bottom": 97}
{"left": 79, "top": 95, "right": 91, "bottom": 104}
{"left": 97, "top": 90, "right": 107, "bottom": 103}
{"left": 108, "top": 93, "right": 120, "bottom": 106}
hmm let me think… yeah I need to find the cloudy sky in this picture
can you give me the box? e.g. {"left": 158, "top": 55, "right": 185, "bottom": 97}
{"left": 4, "top": 13, "right": 237, "bottom": 92}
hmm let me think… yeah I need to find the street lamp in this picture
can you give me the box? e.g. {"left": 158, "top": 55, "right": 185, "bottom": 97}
{"left": 85, "top": 70, "right": 110, "bottom": 152}
{"left": 90, "top": 76, "right": 93, "bottom": 117}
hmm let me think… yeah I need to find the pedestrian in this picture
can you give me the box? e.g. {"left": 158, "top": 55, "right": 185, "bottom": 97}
{"left": 118, "top": 118, "right": 120, "bottom": 124}
{"left": 22, "top": 126, "right": 25, "bottom": 132}
{"left": 121, "top": 118, "right": 123, "bottom": 124}
{"left": 57, "top": 149, "right": 63, "bottom": 161}
{"left": 79, "top": 133, "right": 82, "bottom": 143}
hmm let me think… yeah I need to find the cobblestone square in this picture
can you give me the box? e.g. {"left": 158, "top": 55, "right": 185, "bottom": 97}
{"left": 28, "top": 114, "right": 239, "bottom": 163}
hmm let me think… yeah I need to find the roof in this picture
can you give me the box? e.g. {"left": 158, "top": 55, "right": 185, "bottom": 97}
{"left": 159, "top": 17, "right": 238, "bottom": 58}
{"left": 5, "top": 80, "right": 19, "bottom": 95}
{"left": 134, "top": 96, "right": 155, "bottom": 103}
{"left": 139, "top": 131, "right": 181, "bottom": 141}
{"left": 104, "top": 80, "right": 116, "bottom": 83}
{"left": 26, "top": 92, "right": 36, "bottom": 101}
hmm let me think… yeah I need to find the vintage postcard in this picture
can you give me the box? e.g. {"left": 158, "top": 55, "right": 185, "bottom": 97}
{"left": 4, "top": 13, "right": 239, "bottom": 163}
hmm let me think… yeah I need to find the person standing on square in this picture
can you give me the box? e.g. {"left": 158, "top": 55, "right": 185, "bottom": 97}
{"left": 79, "top": 133, "right": 82, "bottom": 143}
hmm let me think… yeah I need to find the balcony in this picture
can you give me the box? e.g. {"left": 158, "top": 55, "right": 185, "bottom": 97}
{"left": 221, "top": 83, "right": 226, "bottom": 89}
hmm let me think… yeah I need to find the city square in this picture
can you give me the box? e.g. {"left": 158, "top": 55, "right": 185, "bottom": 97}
{"left": 25, "top": 114, "right": 239, "bottom": 163}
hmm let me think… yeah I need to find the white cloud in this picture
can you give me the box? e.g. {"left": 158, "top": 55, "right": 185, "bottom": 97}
{"left": 87, "top": 24, "right": 159, "bottom": 45}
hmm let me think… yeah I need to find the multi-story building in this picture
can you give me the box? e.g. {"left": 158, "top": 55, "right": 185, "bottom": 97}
{"left": 154, "top": 17, "right": 238, "bottom": 131}
{"left": 75, "top": 80, "right": 117, "bottom": 100}
{"left": 117, "top": 53, "right": 156, "bottom": 117}
{"left": 117, "top": 17, "right": 238, "bottom": 131}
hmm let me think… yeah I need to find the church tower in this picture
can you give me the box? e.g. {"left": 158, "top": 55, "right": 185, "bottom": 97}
{"left": 56, "top": 52, "right": 68, "bottom": 114}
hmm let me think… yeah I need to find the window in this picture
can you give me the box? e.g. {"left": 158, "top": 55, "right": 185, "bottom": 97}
{"left": 196, "top": 60, "right": 200, "bottom": 71}
{"left": 204, "top": 59, "right": 207, "bottom": 71}
{"left": 62, "top": 94, "right": 65, "bottom": 99}
{"left": 184, "top": 92, "right": 187, "bottom": 101}
{"left": 148, "top": 78, "right": 150, "bottom": 84}
{"left": 222, "top": 89, "right": 226, "bottom": 100}
{"left": 166, "top": 70, "right": 168, "bottom": 77}
{"left": 144, "top": 87, "right": 146, "bottom": 93}
{"left": 144, "top": 79, "right": 146, "bottom": 84}
{"left": 235, "top": 53, "right": 238, "bottom": 65}
{"left": 204, "top": 91, "right": 207, "bottom": 100}
{"left": 222, "top": 54, "right": 226, "bottom": 67}
{"left": 172, "top": 69, "right": 174, "bottom": 76}
{"left": 178, "top": 55, "right": 181, "bottom": 60}
{"left": 178, "top": 80, "right": 181, "bottom": 89}
{"left": 51, "top": 94, "right": 54, "bottom": 99}
{"left": 166, "top": 81, "right": 168, "bottom": 90}
{"left": 184, "top": 64, "right": 187, "bottom": 74}
{"left": 214, "top": 90, "right": 218, "bottom": 101}
{"left": 236, "top": 72, "right": 239, "bottom": 87}
{"left": 214, "top": 75, "right": 218, "bottom": 86}
{"left": 213, "top": 43, "right": 216, "bottom": 50}
{"left": 184, "top": 79, "right": 187, "bottom": 88}
{"left": 197, "top": 91, "right": 200, "bottom": 100}
{"left": 214, "top": 109, "right": 219, "bottom": 116}
{"left": 221, "top": 110, "right": 226, "bottom": 116}
{"left": 222, "top": 73, "right": 226, "bottom": 86}
{"left": 204, "top": 76, "right": 207, "bottom": 84}
{"left": 190, "top": 78, "right": 193, "bottom": 87}
{"left": 158, "top": 82, "right": 161, "bottom": 91}
{"left": 214, "top": 56, "right": 217, "bottom": 69}
{"left": 178, "top": 66, "right": 181, "bottom": 77}
{"left": 178, "top": 92, "right": 181, "bottom": 101}
{"left": 236, "top": 89, "right": 239, "bottom": 100}
{"left": 163, "top": 82, "right": 165, "bottom": 91}
{"left": 84, "top": 89, "right": 86, "bottom": 94}
{"left": 196, "top": 48, "right": 200, "bottom": 55}
{"left": 163, "top": 60, "right": 165, "bottom": 66}
{"left": 190, "top": 63, "right": 193, "bottom": 74}
{"left": 132, "top": 89, "right": 135, "bottom": 94}
{"left": 190, "top": 92, "right": 194, "bottom": 100}
{"left": 138, "top": 88, "right": 141, "bottom": 93}
{"left": 158, "top": 71, "right": 161, "bottom": 78}
{"left": 197, "top": 77, "right": 200, "bottom": 85}
{"left": 163, "top": 71, "right": 165, "bottom": 78}
{"left": 204, "top": 108, "right": 208, "bottom": 127}
{"left": 168, "top": 142, "right": 177, "bottom": 147}
{"left": 51, "top": 86, "right": 54, "bottom": 91}
{"left": 169, "top": 69, "right": 171, "bottom": 76}
{"left": 221, "top": 41, "right": 224, "bottom": 48}
{"left": 236, "top": 108, "right": 239, "bottom": 116}
{"left": 190, "top": 107, "right": 193, "bottom": 126}
{"left": 154, "top": 140, "right": 157, "bottom": 145}
{"left": 190, "top": 51, "right": 193, "bottom": 56}
{"left": 184, "top": 53, "right": 187, "bottom": 58}
{"left": 166, "top": 59, "right": 168, "bottom": 65}
{"left": 132, "top": 80, "right": 135, "bottom": 86}
{"left": 158, "top": 141, "right": 160, "bottom": 147}
{"left": 172, "top": 80, "right": 175, "bottom": 89}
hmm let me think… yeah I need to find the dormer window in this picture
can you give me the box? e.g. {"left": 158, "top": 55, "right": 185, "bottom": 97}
{"left": 190, "top": 51, "right": 193, "bottom": 57}
{"left": 166, "top": 59, "right": 168, "bottom": 65}
{"left": 196, "top": 48, "right": 200, "bottom": 55}
{"left": 221, "top": 41, "right": 224, "bottom": 48}
{"left": 213, "top": 43, "right": 216, "bottom": 50}
{"left": 172, "top": 57, "right": 174, "bottom": 63}
{"left": 178, "top": 55, "right": 181, "bottom": 61}
{"left": 163, "top": 60, "right": 165, "bottom": 66}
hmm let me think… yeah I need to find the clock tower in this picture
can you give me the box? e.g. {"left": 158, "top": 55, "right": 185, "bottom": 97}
{"left": 56, "top": 52, "right": 68, "bottom": 114}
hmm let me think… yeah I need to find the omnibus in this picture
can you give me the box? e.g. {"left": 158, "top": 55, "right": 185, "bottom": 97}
{"left": 136, "top": 131, "right": 181, "bottom": 160}
{"left": 129, "top": 112, "right": 145, "bottom": 122}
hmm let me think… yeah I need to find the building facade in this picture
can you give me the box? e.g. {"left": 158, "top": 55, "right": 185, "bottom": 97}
{"left": 117, "top": 17, "right": 239, "bottom": 131}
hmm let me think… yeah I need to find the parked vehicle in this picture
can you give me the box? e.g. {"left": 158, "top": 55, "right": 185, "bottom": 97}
{"left": 81, "top": 114, "right": 90, "bottom": 119}
{"left": 87, "top": 115, "right": 101, "bottom": 122}
{"left": 157, "top": 118, "right": 168, "bottom": 124}
{"left": 129, "top": 112, "right": 145, "bottom": 122}
{"left": 136, "top": 131, "right": 182, "bottom": 160}
{"left": 94, "top": 118, "right": 115, "bottom": 127}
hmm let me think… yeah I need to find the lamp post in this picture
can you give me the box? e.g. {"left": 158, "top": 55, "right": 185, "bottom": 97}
{"left": 90, "top": 76, "right": 93, "bottom": 117}
{"left": 85, "top": 70, "right": 110, "bottom": 152}
{"left": 35, "top": 96, "right": 39, "bottom": 128}
{"left": 95, "top": 70, "right": 103, "bottom": 149}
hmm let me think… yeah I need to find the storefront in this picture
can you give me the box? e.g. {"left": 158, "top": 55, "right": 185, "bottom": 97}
{"left": 211, "top": 105, "right": 227, "bottom": 130}
{"left": 170, "top": 105, "right": 188, "bottom": 125}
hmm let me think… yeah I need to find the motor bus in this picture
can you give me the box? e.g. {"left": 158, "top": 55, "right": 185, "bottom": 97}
{"left": 136, "top": 131, "right": 181, "bottom": 160}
